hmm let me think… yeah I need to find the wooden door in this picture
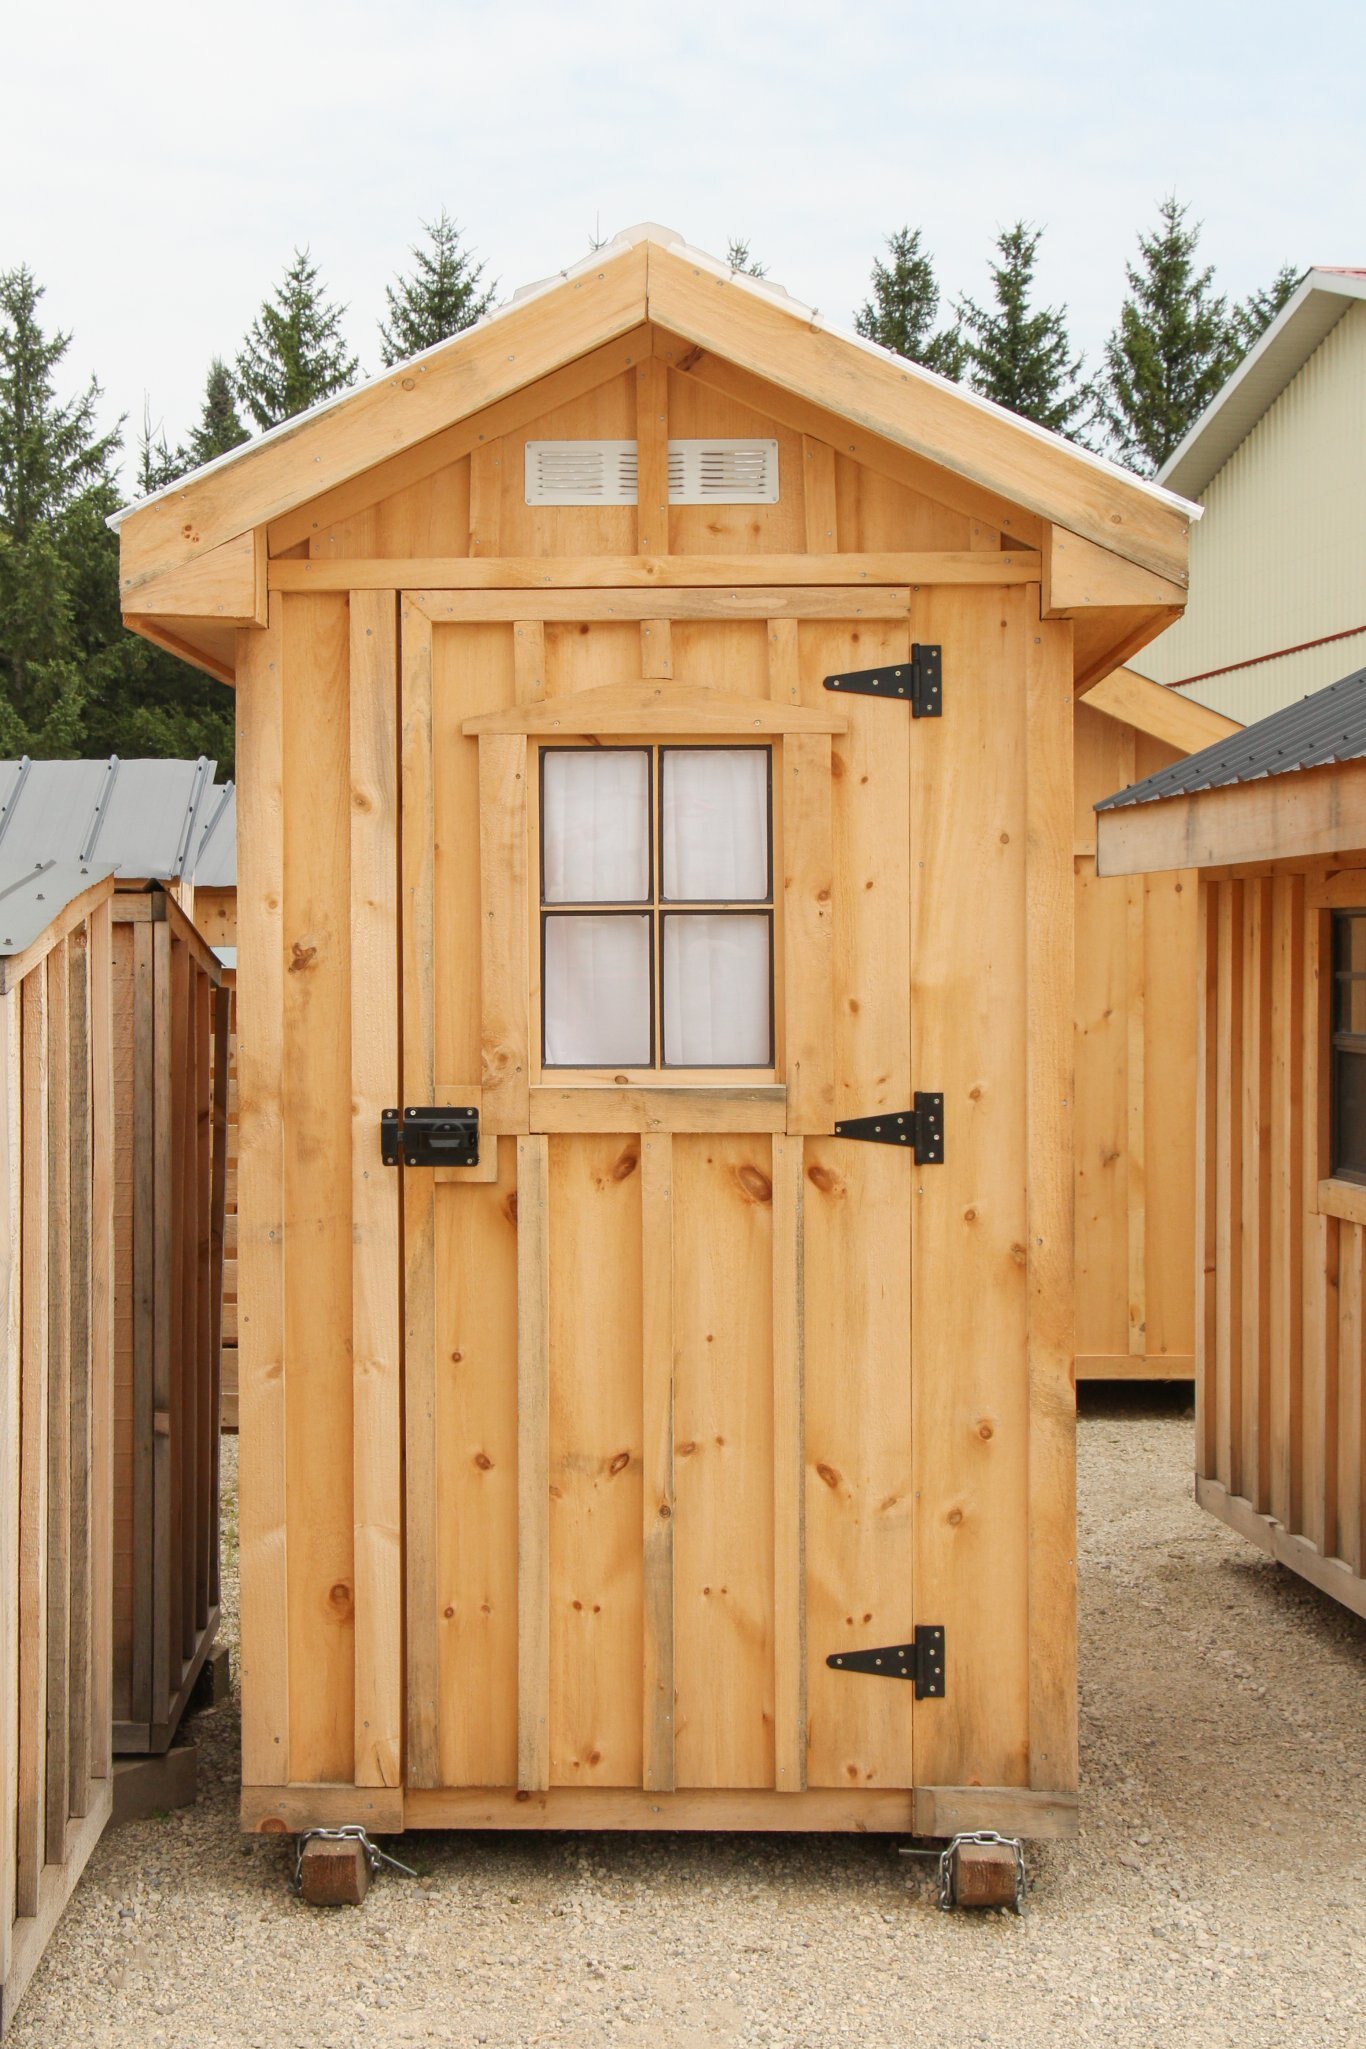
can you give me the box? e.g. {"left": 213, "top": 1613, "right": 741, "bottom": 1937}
{"left": 399, "top": 589, "right": 923, "bottom": 1804}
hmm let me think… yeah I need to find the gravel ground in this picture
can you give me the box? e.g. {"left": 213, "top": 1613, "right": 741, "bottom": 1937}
{"left": 13, "top": 1388, "right": 1365, "bottom": 2049}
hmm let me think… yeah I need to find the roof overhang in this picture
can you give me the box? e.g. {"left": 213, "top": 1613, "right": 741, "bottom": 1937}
{"left": 1097, "top": 754, "right": 1366, "bottom": 878}
{"left": 1158, "top": 268, "right": 1366, "bottom": 500}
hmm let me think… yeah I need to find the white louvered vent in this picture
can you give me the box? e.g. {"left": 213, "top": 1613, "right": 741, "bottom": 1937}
{"left": 525, "top": 438, "right": 780, "bottom": 506}
{"left": 525, "top": 440, "right": 639, "bottom": 505}
{"left": 668, "top": 439, "right": 779, "bottom": 504}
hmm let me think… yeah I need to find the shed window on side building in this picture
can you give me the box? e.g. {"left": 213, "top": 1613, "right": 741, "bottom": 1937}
{"left": 1331, "top": 911, "right": 1366, "bottom": 1183}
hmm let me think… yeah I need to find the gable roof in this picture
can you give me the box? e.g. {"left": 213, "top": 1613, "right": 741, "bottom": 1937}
{"left": 1097, "top": 665, "right": 1366, "bottom": 812}
{"left": 114, "top": 225, "right": 1198, "bottom": 618}
{"left": 1158, "top": 268, "right": 1366, "bottom": 500}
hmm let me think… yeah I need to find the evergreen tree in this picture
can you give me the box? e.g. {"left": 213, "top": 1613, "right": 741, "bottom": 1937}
{"left": 379, "top": 212, "right": 495, "bottom": 366}
{"left": 1234, "top": 263, "right": 1300, "bottom": 350}
{"left": 185, "top": 357, "right": 249, "bottom": 468}
{"left": 725, "top": 239, "right": 767, "bottom": 277}
{"left": 855, "top": 227, "right": 964, "bottom": 378}
{"left": 957, "top": 222, "right": 1085, "bottom": 437}
{"left": 0, "top": 266, "right": 234, "bottom": 767}
{"left": 1092, "top": 197, "right": 1243, "bottom": 474}
{"left": 137, "top": 400, "right": 182, "bottom": 497}
{"left": 235, "top": 248, "right": 358, "bottom": 431}
{"left": 0, "top": 265, "right": 119, "bottom": 750}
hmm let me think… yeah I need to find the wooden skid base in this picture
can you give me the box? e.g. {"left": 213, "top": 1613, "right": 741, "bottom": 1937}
{"left": 242, "top": 1783, "right": 1078, "bottom": 1841}
{"left": 1, "top": 1790, "right": 112, "bottom": 2039}
{"left": 112, "top": 1743, "right": 198, "bottom": 1826}
{"left": 114, "top": 1610, "right": 221, "bottom": 1754}
{"left": 952, "top": 1841, "right": 1021, "bottom": 1908}
{"left": 298, "top": 1837, "right": 370, "bottom": 1907}
{"left": 1196, "top": 1477, "right": 1366, "bottom": 1620}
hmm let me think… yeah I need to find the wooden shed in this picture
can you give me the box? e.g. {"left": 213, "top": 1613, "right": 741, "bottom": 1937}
{"left": 1071, "top": 670, "right": 1239, "bottom": 1380}
{"left": 1098, "top": 665, "right": 1366, "bottom": 1620}
{"left": 1, "top": 865, "right": 116, "bottom": 2036}
{"left": 114, "top": 226, "right": 1195, "bottom": 1843}
{"left": 0, "top": 760, "right": 231, "bottom": 1752}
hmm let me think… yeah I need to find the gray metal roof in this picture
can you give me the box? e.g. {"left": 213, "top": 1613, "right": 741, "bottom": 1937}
{"left": 1097, "top": 666, "right": 1366, "bottom": 811}
{"left": 194, "top": 782, "right": 237, "bottom": 887}
{"left": 0, "top": 756, "right": 217, "bottom": 882}
{"left": 0, "top": 860, "right": 115, "bottom": 960}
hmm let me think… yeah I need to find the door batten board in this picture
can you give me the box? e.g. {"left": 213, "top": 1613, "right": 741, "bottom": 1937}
{"left": 517, "top": 1134, "right": 551, "bottom": 1792}
{"left": 641, "top": 1132, "right": 676, "bottom": 1792}
{"left": 771, "top": 1134, "right": 806, "bottom": 1791}
{"left": 412, "top": 587, "right": 913, "bottom": 624}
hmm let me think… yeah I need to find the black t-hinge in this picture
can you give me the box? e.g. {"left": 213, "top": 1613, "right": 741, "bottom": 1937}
{"left": 834, "top": 1092, "right": 944, "bottom": 1164}
{"left": 822, "top": 643, "right": 942, "bottom": 717}
{"left": 826, "top": 1625, "right": 946, "bottom": 1699}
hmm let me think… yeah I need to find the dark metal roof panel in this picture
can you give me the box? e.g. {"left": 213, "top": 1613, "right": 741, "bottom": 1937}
{"left": 0, "top": 860, "right": 116, "bottom": 959}
{"left": 1097, "top": 667, "right": 1366, "bottom": 811}
{"left": 0, "top": 757, "right": 217, "bottom": 879}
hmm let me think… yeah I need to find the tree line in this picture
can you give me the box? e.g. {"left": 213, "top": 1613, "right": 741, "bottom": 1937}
{"left": 0, "top": 201, "right": 1297, "bottom": 772}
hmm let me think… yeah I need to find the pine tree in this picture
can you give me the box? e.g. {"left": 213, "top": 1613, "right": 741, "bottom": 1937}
{"left": 0, "top": 265, "right": 119, "bottom": 750}
{"left": 725, "top": 239, "right": 767, "bottom": 278}
{"left": 1092, "top": 197, "right": 1243, "bottom": 475}
{"left": 0, "top": 266, "right": 235, "bottom": 767}
{"left": 235, "top": 248, "right": 358, "bottom": 432}
{"left": 855, "top": 227, "right": 964, "bottom": 378}
{"left": 185, "top": 357, "right": 249, "bottom": 468}
{"left": 956, "top": 223, "right": 1085, "bottom": 437}
{"left": 1234, "top": 263, "right": 1300, "bottom": 351}
{"left": 137, "top": 401, "right": 182, "bottom": 497}
{"left": 379, "top": 212, "right": 495, "bottom": 366}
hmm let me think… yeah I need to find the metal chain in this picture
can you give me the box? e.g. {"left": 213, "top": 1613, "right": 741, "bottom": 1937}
{"left": 292, "top": 1824, "right": 418, "bottom": 1894}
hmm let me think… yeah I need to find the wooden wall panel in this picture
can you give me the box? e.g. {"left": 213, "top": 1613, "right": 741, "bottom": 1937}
{"left": 433, "top": 1140, "right": 519, "bottom": 1789}
{"left": 1073, "top": 706, "right": 1197, "bottom": 1379}
{"left": 280, "top": 593, "right": 355, "bottom": 1782}
{"left": 2, "top": 892, "right": 116, "bottom": 2034}
{"left": 672, "top": 1135, "right": 775, "bottom": 1790}
{"left": 1195, "top": 871, "right": 1366, "bottom": 1620}
{"left": 547, "top": 1135, "right": 644, "bottom": 1788}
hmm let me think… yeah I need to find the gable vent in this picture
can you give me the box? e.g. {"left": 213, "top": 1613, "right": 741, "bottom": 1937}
{"left": 668, "top": 439, "right": 779, "bottom": 504}
{"left": 525, "top": 438, "right": 780, "bottom": 507}
{"left": 525, "top": 440, "right": 639, "bottom": 505}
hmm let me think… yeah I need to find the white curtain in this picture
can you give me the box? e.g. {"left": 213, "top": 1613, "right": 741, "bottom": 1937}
{"left": 663, "top": 914, "right": 771, "bottom": 1066}
{"left": 543, "top": 914, "right": 652, "bottom": 1065}
{"left": 661, "top": 749, "right": 769, "bottom": 901}
{"left": 542, "top": 749, "right": 650, "bottom": 903}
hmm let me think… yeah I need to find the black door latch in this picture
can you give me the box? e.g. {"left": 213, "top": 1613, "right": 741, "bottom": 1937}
{"left": 381, "top": 1106, "right": 480, "bottom": 1168}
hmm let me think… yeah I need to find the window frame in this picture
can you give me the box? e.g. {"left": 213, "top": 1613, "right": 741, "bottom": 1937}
{"left": 533, "top": 737, "right": 780, "bottom": 1081}
{"left": 1330, "top": 908, "right": 1366, "bottom": 1188}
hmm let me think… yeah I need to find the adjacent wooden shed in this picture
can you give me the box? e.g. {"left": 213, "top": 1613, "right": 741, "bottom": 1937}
{"left": 1098, "top": 665, "right": 1366, "bottom": 1619}
{"left": 0, "top": 760, "right": 230, "bottom": 1751}
{"left": 1071, "top": 670, "right": 1239, "bottom": 1380}
{"left": 1, "top": 865, "right": 116, "bottom": 2037}
{"left": 115, "top": 225, "right": 1195, "bottom": 1842}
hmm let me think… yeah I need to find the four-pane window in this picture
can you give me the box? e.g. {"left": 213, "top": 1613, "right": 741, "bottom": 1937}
{"left": 540, "top": 745, "right": 774, "bottom": 1069}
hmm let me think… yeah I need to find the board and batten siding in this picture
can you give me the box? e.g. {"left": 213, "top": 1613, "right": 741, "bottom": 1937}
{"left": 1073, "top": 704, "right": 1197, "bottom": 1378}
{"left": 1140, "top": 302, "right": 1366, "bottom": 724}
{"left": 1196, "top": 870, "right": 1366, "bottom": 1618}
{"left": 1, "top": 882, "right": 116, "bottom": 2038}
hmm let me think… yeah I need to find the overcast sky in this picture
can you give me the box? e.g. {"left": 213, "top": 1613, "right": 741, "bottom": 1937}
{"left": 4, "top": 1, "right": 1362, "bottom": 489}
